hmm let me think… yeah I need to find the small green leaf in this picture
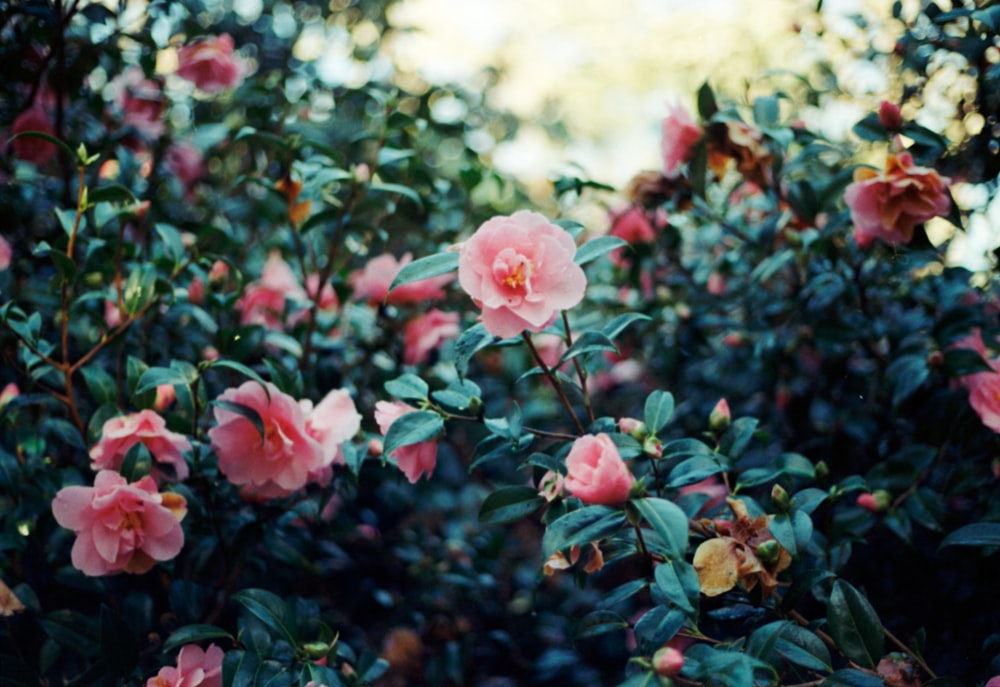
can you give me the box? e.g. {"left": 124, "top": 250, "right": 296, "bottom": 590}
{"left": 478, "top": 486, "right": 544, "bottom": 524}
{"left": 696, "top": 81, "right": 718, "bottom": 120}
{"left": 940, "top": 522, "right": 1000, "bottom": 548}
{"left": 163, "top": 624, "right": 234, "bottom": 653}
{"left": 384, "top": 373, "right": 430, "bottom": 402}
{"left": 643, "top": 390, "right": 675, "bottom": 434}
{"left": 87, "top": 184, "right": 138, "bottom": 207}
{"left": 944, "top": 348, "right": 993, "bottom": 377}
{"left": 212, "top": 400, "right": 266, "bottom": 446}
{"left": 827, "top": 580, "right": 884, "bottom": 669}
{"left": 574, "top": 610, "right": 630, "bottom": 639}
{"left": 558, "top": 331, "right": 618, "bottom": 365}
{"left": 382, "top": 410, "right": 443, "bottom": 457}
{"left": 573, "top": 235, "right": 627, "bottom": 266}
{"left": 123, "top": 264, "right": 158, "bottom": 316}
{"left": 632, "top": 497, "right": 689, "bottom": 559}
{"left": 369, "top": 181, "right": 423, "bottom": 209}
{"left": 80, "top": 366, "right": 118, "bottom": 406}
{"left": 541, "top": 506, "right": 627, "bottom": 558}
{"left": 653, "top": 559, "right": 698, "bottom": 615}
{"left": 387, "top": 252, "right": 458, "bottom": 298}
{"left": 822, "top": 669, "right": 886, "bottom": 687}
{"left": 136, "top": 365, "right": 198, "bottom": 395}
{"left": 752, "top": 95, "right": 780, "bottom": 127}
{"left": 6, "top": 129, "right": 75, "bottom": 160}
{"left": 232, "top": 589, "right": 299, "bottom": 646}
{"left": 602, "top": 312, "right": 651, "bottom": 340}
{"left": 207, "top": 360, "right": 271, "bottom": 394}
{"left": 454, "top": 323, "right": 499, "bottom": 379}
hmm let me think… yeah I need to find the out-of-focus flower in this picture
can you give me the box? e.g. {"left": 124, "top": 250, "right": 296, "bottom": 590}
{"left": 0, "top": 235, "right": 11, "bottom": 271}
{"left": 857, "top": 491, "right": 891, "bottom": 513}
{"left": 187, "top": 276, "right": 205, "bottom": 305}
{"left": 708, "top": 121, "right": 772, "bottom": 187}
{"left": 706, "top": 272, "right": 726, "bottom": 296}
{"left": 403, "top": 309, "right": 460, "bottom": 366}
{"left": 146, "top": 643, "right": 224, "bottom": 687}
{"left": 878, "top": 100, "right": 903, "bottom": 130}
{"left": 564, "top": 434, "right": 634, "bottom": 506}
{"left": 652, "top": 646, "right": 684, "bottom": 678}
{"left": 609, "top": 205, "right": 656, "bottom": 244}
{"left": 51, "top": 470, "right": 187, "bottom": 576}
{"left": 10, "top": 104, "right": 57, "bottom": 166}
{"left": 374, "top": 401, "right": 438, "bottom": 483}
{"left": 350, "top": 253, "right": 453, "bottom": 306}
{"left": 208, "top": 381, "right": 325, "bottom": 498}
{"left": 90, "top": 410, "right": 192, "bottom": 482}
{"left": 165, "top": 142, "right": 206, "bottom": 193}
{"left": 661, "top": 102, "right": 703, "bottom": 178}
{"left": 679, "top": 476, "right": 729, "bottom": 515}
{"left": 458, "top": 211, "right": 587, "bottom": 339}
{"left": 109, "top": 67, "right": 166, "bottom": 140}
{"left": 236, "top": 251, "right": 306, "bottom": 330}
{"left": 301, "top": 387, "right": 361, "bottom": 467}
{"left": 176, "top": 34, "right": 246, "bottom": 93}
{"left": 0, "top": 383, "right": 19, "bottom": 408}
{"left": 844, "top": 153, "right": 951, "bottom": 248}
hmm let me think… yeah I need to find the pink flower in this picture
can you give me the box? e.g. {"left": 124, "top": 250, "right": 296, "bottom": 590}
{"left": 208, "top": 382, "right": 326, "bottom": 498}
{"left": 844, "top": 153, "right": 951, "bottom": 248}
{"left": 661, "top": 102, "right": 703, "bottom": 178}
{"left": 564, "top": 433, "right": 634, "bottom": 506}
{"left": 458, "top": 211, "right": 587, "bottom": 339}
{"left": 301, "top": 388, "right": 362, "bottom": 467}
{"left": 10, "top": 104, "right": 57, "bottom": 166}
{"left": 104, "top": 299, "right": 123, "bottom": 329}
{"left": 609, "top": 206, "right": 656, "bottom": 244}
{"left": 187, "top": 276, "right": 205, "bottom": 305}
{"left": 374, "top": 401, "right": 438, "bottom": 483}
{"left": 165, "top": 142, "right": 206, "bottom": 192}
{"left": 305, "top": 273, "right": 340, "bottom": 313}
{"left": 706, "top": 272, "right": 726, "bottom": 296}
{"left": 176, "top": 34, "right": 246, "bottom": 93}
{"left": 985, "top": 676, "right": 1000, "bottom": 687}
{"left": 51, "top": 470, "right": 187, "bottom": 576}
{"left": 0, "top": 235, "right": 10, "bottom": 271}
{"left": 147, "top": 643, "right": 224, "bottom": 687}
{"left": 90, "top": 410, "right": 192, "bottom": 482}
{"left": 403, "top": 309, "right": 460, "bottom": 366}
{"left": 349, "top": 253, "right": 452, "bottom": 306}
{"left": 110, "top": 67, "right": 166, "bottom": 140}
{"left": 954, "top": 330, "right": 1000, "bottom": 433}
{"left": 878, "top": 100, "right": 902, "bottom": 130}
{"left": 679, "top": 477, "right": 729, "bottom": 515}
{"left": 236, "top": 251, "right": 306, "bottom": 329}
{"left": 0, "top": 382, "right": 19, "bottom": 408}
{"left": 155, "top": 384, "right": 178, "bottom": 412}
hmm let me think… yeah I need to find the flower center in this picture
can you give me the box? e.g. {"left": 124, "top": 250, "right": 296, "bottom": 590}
{"left": 119, "top": 510, "right": 142, "bottom": 531}
{"left": 503, "top": 261, "right": 531, "bottom": 288}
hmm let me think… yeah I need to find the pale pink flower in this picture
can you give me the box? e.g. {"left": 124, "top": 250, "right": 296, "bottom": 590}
{"left": 236, "top": 251, "right": 306, "bottom": 329}
{"left": 403, "top": 309, "right": 460, "bottom": 366}
{"left": 146, "top": 643, "right": 224, "bottom": 687}
{"left": 51, "top": 470, "right": 187, "bottom": 576}
{"left": 0, "top": 382, "right": 18, "bottom": 408}
{"left": 301, "top": 388, "right": 362, "bottom": 467}
{"left": 564, "top": 433, "right": 634, "bottom": 506}
{"left": 165, "top": 142, "right": 206, "bottom": 192}
{"left": 90, "top": 410, "right": 192, "bottom": 482}
{"left": 661, "top": 102, "right": 703, "bottom": 178}
{"left": 706, "top": 273, "right": 726, "bottom": 296}
{"left": 305, "top": 274, "right": 340, "bottom": 313}
{"left": 458, "top": 211, "right": 587, "bottom": 339}
{"left": 110, "top": 67, "right": 165, "bottom": 140}
{"left": 154, "top": 384, "right": 177, "bottom": 412}
{"left": 954, "top": 330, "right": 1000, "bottom": 433}
{"left": 349, "top": 253, "right": 452, "bottom": 306}
{"left": 208, "top": 382, "right": 326, "bottom": 498}
{"left": 208, "top": 260, "right": 229, "bottom": 284}
{"left": 374, "top": 401, "right": 438, "bottom": 483}
{"left": 104, "top": 299, "right": 123, "bottom": 329}
{"left": 985, "top": 676, "right": 1000, "bottom": 687}
{"left": 533, "top": 332, "right": 568, "bottom": 369}
{"left": 0, "top": 235, "right": 10, "bottom": 271}
{"left": 10, "top": 104, "right": 57, "bottom": 166}
{"left": 609, "top": 206, "right": 656, "bottom": 244}
{"left": 844, "top": 153, "right": 951, "bottom": 248}
{"left": 176, "top": 34, "right": 246, "bottom": 93}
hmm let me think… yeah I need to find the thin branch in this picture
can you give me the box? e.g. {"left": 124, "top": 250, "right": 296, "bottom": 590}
{"left": 522, "top": 332, "right": 586, "bottom": 435}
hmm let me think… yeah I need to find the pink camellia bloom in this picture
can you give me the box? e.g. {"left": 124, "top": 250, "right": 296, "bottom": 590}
{"left": 176, "top": 34, "right": 246, "bottom": 93}
{"left": 208, "top": 381, "right": 325, "bottom": 498}
{"left": 90, "top": 410, "right": 192, "bottom": 482}
{"left": 147, "top": 643, "right": 224, "bottom": 687}
{"left": 10, "top": 104, "right": 57, "bottom": 167}
{"left": 51, "top": 470, "right": 187, "bottom": 576}
{"left": 374, "top": 401, "right": 438, "bottom": 483}
{"left": 165, "top": 142, "right": 206, "bottom": 192}
{"left": 403, "top": 309, "right": 461, "bottom": 366}
{"left": 301, "top": 387, "right": 362, "bottom": 467}
{"left": 305, "top": 273, "right": 340, "bottom": 313}
{"left": 609, "top": 206, "right": 656, "bottom": 244}
{"left": 564, "top": 433, "right": 634, "bottom": 506}
{"left": 236, "top": 251, "right": 306, "bottom": 329}
{"left": 458, "top": 211, "right": 587, "bottom": 339}
{"left": 0, "top": 235, "right": 11, "bottom": 271}
{"left": 844, "top": 153, "right": 951, "bottom": 248}
{"left": 109, "top": 67, "right": 166, "bottom": 140}
{"left": 187, "top": 276, "right": 205, "bottom": 305}
{"left": 350, "top": 253, "right": 453, "bottom": 306}
{"left": 953, "top": 330, "right": 1000, "bottom": 433}
{"left": 661, "top": 102, "right": 703, "bottom": 178}
{"left": 985, "top": 676, "right": 1000, "bottom": 687}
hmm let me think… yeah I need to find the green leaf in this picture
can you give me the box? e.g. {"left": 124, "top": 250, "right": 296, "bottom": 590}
{"left": 387, "top": 251, "right": 458, "bottom": 297}
{"left": 822, "top": 669, "right": 886, "bottom": 687}
{"left": 154, "top": 223, "right": 186, "bottom": 266}
{"left": 885, "top": 354, "right": 930, "bottom": 409}
{"left": 232, "top": 589, "right": 299, "bottom": 646}
{"left": 643, "top": 390, "right": 675, "bottom": 434}
{"left": 852, "top": 113, "right": 887, "bottom": 142}
{"left": 87, "top": 184, "right": 138, "bottom": 207}
{"left": 826, "top": 580, "right": 884, "bottom": 669}
{"left": 382, "top": 410, "right": 443, "bottom": 457}
{"left": 208, "top": 359, "right": 271, "bottom": 393}
{"left": 633, "top": 606, "right": 685, "bottom": 652}
{"left": 940, "top": 522, "right": 1000, "bottom": 548}
{"left": 574, "top": 235, "right": 627, "bottom": 266}
{"left": 163, "top": 624, "right": 234, "bottom": 652}
{"left": 558, "top": 331, "right": 618, "bottom": 365}
{"left": 119, "top": 442, "right": 152, "bottom": 482}
{"left": 478, "top": 485, "right": 544, "bottom": 524}
{"left": 233, "top": 126, "right": 290, "bottom": 150}
{"left": 596, "top": 579, "right": 648, "bottom": 609}
{"left": 136, "top": 365, "right": 198, "bottom": 395}
{"left": 653, "top": 559, "right": 698, "bottom": 615}
{"left": 384, "top": 373, "right": 430, "bottom": 402}
{"left": 602, "top": 312, "right": 651, "bottom": 340}
{"left": 123, "top": 263, "right": 158, "bottom": 316}
{"left": 454, "top": 323, "right": 498, "bottom": 378}
{"left": 667, "top": 455, "right": 725, "bottom": 487}
{"left": 299, "top": 207, "right": 344, "bottom": 236}
{"left": 212, "top": 400, "right": 266, "bottom": 446}
{"left": 6, "top": 129, "right": 75, "bottom": 160}
{"left": 574, "top": 610, "right": 630, "bottom": 639}
{"left": 696, "top": 81, "right": 718, "bottom": 120}
{"left": 632, "top": 497, "right": 688, "bottom": 559}
{"left": 752, "top": 95, "right": 780, "bottom": 127}
{"left": 944, "top": 348, "right": 993, "bottom": 377}
{"left": 718, "top": 417, "right": 759, "bottom": 460}
{"left": 369, "top": 181, "right": 423, "bottom": 209}
{"left": 80, "top": 366, "right": 118, "bottom": 406}
{"left": 541, "top": 506, "right": 627, "bottom": 558}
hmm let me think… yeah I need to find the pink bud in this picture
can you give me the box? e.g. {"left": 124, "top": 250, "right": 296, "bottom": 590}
{"left": 857, "top": 491, "right": 891, "bottom": 513}
{"left": 707, "top": 272, "right": 726, "bottom": 296}
{"left": 208, "top": 260, "right": 229, "bottom": 284}
{"left": 0, "top": 383, "right": 19, "bottom": 408}
{"left": 709, "top": 398, "right": 731, "bottom": 432}
{"left": 643, "top": 436, "right": 663, "bottom": 458}
{"left": 618, "top": 417, "right": 647, "bottom": 438}
{"left": 367, "top": 437, "right": 384, "bottom": 457}
{"left": 878, "top": 100, "right": 902, "bottom": 130}
{"left": 652, "top": 646, "right": 684, "bottom": 677}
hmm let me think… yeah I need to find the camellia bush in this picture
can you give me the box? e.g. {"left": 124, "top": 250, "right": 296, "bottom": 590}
{"left": 4, "top": 0, "right": 1000, "bottom": 686}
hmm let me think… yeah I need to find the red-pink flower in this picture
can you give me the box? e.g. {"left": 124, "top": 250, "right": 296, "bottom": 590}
{"left": 564, "top": 433, "right": 634, "bottom": 506}
{"left": 661, "top": 102, "right": 703, "bottom": 178}
{"left": 0, "top": 235, "right": 11, "bottom": 271}
{"left": 374, "top": 401, "right": 438, "bottom": 483}
{"left": 147, "top": 643, "right": 224, "bottom": 687}
{"left": 878, "top": 100, "right": 902, "bottom": 130}
{"left": 236, "top": 251, "right": 306, "bottom": 329}
{"left": 458, "top": 211, "right": 587, "bottom": 339}
{"left": 609, "top": 206, "right": 656, "bottom": 244}
{"left": 208, "top": 381, "right": 325, "bottom": 498}
{"left": 10, "top": 104, "right": 57, "bottom": 167}
{"left": 176, "top": 34, "right": 246, "bottom": 93}
{"left": 403, "top": 309, "right": 460, "bottom": 366}
{"left": 844, "top": 153, "right": 951, "bottom": 248}
{"left": 166, "top": 142, "right": 206, "bottom": 192}
{"left": 110, "top": 67, "right": 166, "bottom": 140}
{"left": 350, "top": 253, "right": 453, "bottom": 306}
{"left": 90, "top": 410, "right": 192, "bottom": 482}
{"left": 953, "top": 330, "right": 1000, "bottom": 433}
{"left": 51, "top": 470, "right": 187, "bottom": 576}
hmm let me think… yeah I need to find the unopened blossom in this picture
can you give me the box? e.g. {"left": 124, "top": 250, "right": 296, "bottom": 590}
{"left": 564, "top": 434, "right": 634, "bottom": 506}
{"left": 458, "top": 211, "right": 587, "bottom": 339}
{"left": 147, "top": 643, "right": 224, "bottom": 687}
{"left": 652, "top": 646, "right": 684, "bottom": 678}
{"left": 844, "top": 152, "right": 951, "bottom": 248}
{"left": 90, "top": 410, "right": 192, "bottom": 482}
{"left": 0, "top": 383, "right": 19, "bottom": 408}
{"left": 374, "top": 401, "right": 438, "bottom": 483}
{"left": 51, "top": 470, "right": 187, "bottom": 576}
{"left": 176, "top": 34, "right": 246, "bottom": 93}
{"left": 878, "top": 100, "right": 903, "bottom": 130}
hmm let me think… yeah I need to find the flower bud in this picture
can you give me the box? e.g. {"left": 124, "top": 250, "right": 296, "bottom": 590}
{"left": 857, "top": 490, "right": 891, "bottom": 513}
{"left": 302, "top": 641, "right": 330, "bottom": 660}
{"left": 878, "top": 100, "right": 902, "bottom": 130}
{"left": 814, "top": 461, "right": 829, "bottom": 480}
{"left": 652, "top": 646, "right": 684, "bottom": 677}
{"left": 926, "top": 350, "right": 944, "bottom": 368}
{"left": 709, "top": 398, "right": 731, "bottom": 433}
{"left": 643, "top": 435, "right": 663, "bottom": 458}
{"left": 618, "top": 417, "right": 648, "bottom": 439}
{"left": 770, "top": 484, "right": 791, "bottom": 513}
{"left": 756, "top": 539, "right": 781, "bottom": 566}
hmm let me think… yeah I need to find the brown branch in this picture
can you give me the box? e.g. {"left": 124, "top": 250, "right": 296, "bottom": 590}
{"left": 523, "top": 332, "right": 586, "bottom": 435}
